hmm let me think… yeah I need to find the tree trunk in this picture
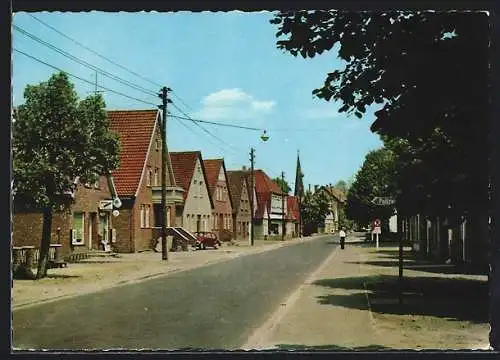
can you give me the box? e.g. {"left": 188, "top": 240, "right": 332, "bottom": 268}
{"left": 36, "top": 206, "right": 53, "bottom": 279}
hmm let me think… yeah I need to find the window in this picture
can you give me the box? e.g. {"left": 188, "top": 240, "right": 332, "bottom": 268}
{"left": 155, "top": 138, "right": 160, "bottom": 151}
{"left": 140, "top": 205, "right": 145, "bottom": 228}
{"left": 145, "top": 205, "right": 150, "bottom": 228}
{"left": 154, "top": 168, "right": 159, "bottom": 186}
{"left": 147, "top": 167, "right": 152, "bottom": 187}
{"left": 72, "top": 212, "right": 85, "bottom": 245}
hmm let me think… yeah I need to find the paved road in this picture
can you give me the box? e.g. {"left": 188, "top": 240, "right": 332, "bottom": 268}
{"left": 13, "top": 235, "right": 338, "bottom": 350}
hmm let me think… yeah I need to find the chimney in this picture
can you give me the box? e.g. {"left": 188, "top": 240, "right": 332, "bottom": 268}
{"left": 242, "top": 165, "right": 247, "bottom": 171}
{"left": 308, "top": 184, "right": 311, "bottom": 192}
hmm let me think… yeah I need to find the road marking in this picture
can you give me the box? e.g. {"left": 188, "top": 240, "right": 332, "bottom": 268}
{"left": 242, "top": 244, "right": 341, "bottom": 350}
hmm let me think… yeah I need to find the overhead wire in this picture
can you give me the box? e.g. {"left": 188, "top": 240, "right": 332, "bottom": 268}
{"left": 168, "top": 114, "right": 263, "bottom": 131}
{"left": 169, "top": 102, "right": 241, "bottom": 152}
{"left": 28, "top": 14, "right": 196, "bottom": 110}
{"left": 169, "top": 113, "right": 233, "bottom": 155}
{"left": 27, "top": 14, "right": 164, "bottom": 89}
{"left": 13, "top": 25, "right": 159, "bottom": 98}
{"left": 13, "top": 48, "right": 159, "bottom": 107}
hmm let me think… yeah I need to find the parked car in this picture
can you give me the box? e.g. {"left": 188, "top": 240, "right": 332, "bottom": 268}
{"left": 193, "top": 231, "right": 221, "bottom": 250}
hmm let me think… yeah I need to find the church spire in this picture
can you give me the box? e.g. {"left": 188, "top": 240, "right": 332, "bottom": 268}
{"left": 294, "top": 150, "right": 304, "bottom": 198}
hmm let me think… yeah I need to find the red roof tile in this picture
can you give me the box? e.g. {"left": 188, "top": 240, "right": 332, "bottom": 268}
{"left": 169, "top": 152, "right": 199, "bottom": 201}
{"left": 170, "top": 151, "right": 214, "bottom": 208}
{"left": 203, "top": 159, "right": 223, "bottom": 198}
{"left": 287, "top": 196, "right": 300, "bottom": 221}
{"left": 227, "top": 170, "right": 248, "bottom": 212}
{"left": 107, "top": 109, "right": 159, "bottom": 196}
{"left": 254, "top": 170, "right": 283, "bottom": 195}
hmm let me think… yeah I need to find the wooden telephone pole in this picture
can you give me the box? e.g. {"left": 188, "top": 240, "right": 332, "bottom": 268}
{"left": 158, "top": 86, "right": 171, "bottom": 260}
{"left": 250, "top": 148, "right": 255, "bottom": 246}
{"left": 281, "top": 171, "right": 285, "bottom": 242}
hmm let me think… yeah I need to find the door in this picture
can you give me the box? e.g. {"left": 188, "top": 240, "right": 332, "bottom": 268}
{"left": 100, "top": 213, "right": 109, "bottom": 247}
{"left": 88, "top": 213, "right": 94, "bottom": 250}
{"left": 197, "top": 215, "right": 201, "bottom": 232}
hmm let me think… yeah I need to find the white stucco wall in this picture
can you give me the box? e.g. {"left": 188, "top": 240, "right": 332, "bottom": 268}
{"left": 182, "top": 158, "right": 213, "bottom": 232}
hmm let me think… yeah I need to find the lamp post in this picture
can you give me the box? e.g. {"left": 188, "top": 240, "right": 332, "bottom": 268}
{"left": 249, "top": 130, "right": 270, "bottom": 247}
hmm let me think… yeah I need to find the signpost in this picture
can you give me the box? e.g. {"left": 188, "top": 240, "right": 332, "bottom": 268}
{"left": 371, "top": 197, "right": 396, "bottom": 206}
{"left": 371, "top": 195, "right": 404, "bottom": 306}
{"left": 372, "top": 218, "right": 381, "bottom": 249}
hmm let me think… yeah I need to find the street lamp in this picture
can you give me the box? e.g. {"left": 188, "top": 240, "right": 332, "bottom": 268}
{"left": 250, "top": 130, "right": 270, "bottom": 246}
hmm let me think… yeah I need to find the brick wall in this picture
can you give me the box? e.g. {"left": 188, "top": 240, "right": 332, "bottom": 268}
{"left": 13, "top": 175, "right": 113, "bottom": 256}
{"left": 112, "top": 205, "right": 133, "bottom": 253}
{"left": 13, "top": 210, "right": 73, "bottom": 256}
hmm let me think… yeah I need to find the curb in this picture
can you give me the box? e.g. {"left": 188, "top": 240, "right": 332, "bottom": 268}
{"left": 12, "top": 235, "right": 329, "bottom": 311}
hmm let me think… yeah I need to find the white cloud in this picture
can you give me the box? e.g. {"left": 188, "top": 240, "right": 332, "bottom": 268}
{"left": 195, "top": 88, "right": 275, "bottom": 120}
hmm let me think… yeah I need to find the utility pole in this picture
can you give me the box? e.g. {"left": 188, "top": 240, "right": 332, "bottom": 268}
{"left": 282, "top": 171, "right": 285, "bottom": 242}
{"left": 158, "top": 86, "right": 171, "bottom": 260}
{"left": 250, "top": 148, "right": 255, "bottom": 246}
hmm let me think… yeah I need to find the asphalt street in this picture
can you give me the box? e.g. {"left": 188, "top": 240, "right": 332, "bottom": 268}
{"left": 13, "top": 235, "right": 339, "bottom": 350}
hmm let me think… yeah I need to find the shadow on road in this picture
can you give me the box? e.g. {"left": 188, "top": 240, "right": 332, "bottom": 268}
{"left": 313, "top": 274, "right": 488, "bottom": 323}
{"left": 345, "top": 260, "right": 488, "bottom": 276}
{"left": 273, "top": 343, "right": 391, "bottom": 351}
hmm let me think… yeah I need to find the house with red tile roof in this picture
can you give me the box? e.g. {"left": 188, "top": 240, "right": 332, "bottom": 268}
{"left": 203, "top": 159, "right": 233, "bottom": 241}
{"left": 108, "top": 109, "right": 184, "bottom": 253}
{"left": 254, "top": 169, "right": 287, "bottom": 239}
{"left": 170, "top": 151, "right": 214, "bottom": 234}
{"left": 316, "top": 185, "right": 347, "bottom": 234}
{"left": 286, "top": 196, "right": 301, "bottom": 237}
{"left": 227, "top": 170, "right": 253, "bottom": 241}
{"left": 13, "top": 175, "right": 120, "bottom": 257}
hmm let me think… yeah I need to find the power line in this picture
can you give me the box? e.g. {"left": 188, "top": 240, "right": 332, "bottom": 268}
{"left": 13, "top": 48, "right": 159, "bottom": 107}
{"left": 168, "top": 113, "right": 263, "bottom": 131}
{"left": 169, "top": 103, "right": 240, "bottom": 152}
{"left": 13, "top": 25, "right": 158, "bottom": 98}
{"left": 170, "top": 90, "right": 195, "bottom": 112}
{"left": 27, "top": 14, "right": 164, "bottom": 89}
{"left": 170, "top": 115, "right": 234, "bottom": 154}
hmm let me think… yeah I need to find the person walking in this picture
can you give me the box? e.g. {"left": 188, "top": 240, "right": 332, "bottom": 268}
{"left": 339, "top": 228, "right": 346, "bottom": 249}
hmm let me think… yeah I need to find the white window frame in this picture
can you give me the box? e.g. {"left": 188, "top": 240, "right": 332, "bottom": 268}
{"left": 154, "top": 168, "right": 159, "bottom": 186}
{"left": 72, "top": 212, "right": 85, "bottom": 245}
{"left": 145, "top": 205, "right": 150, "bottom": 228}
{"left": 140, "top": 205, "right": 145, "bottom": 228}
{"left": 147, "top": 167, "right": 152, "bottom": 187}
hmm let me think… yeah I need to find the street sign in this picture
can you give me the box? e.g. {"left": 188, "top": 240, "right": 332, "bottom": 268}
{"left": 371, "top": 197, "right": 396, "bottom": 206}
{"left": 373, "top": 218, "right": 381, "bottom": 227}
{"left": 99, "top": 200, "right": 113, "bottom": 211}
{"left": 373, "top": 226, "right": 381, "bottom": 234}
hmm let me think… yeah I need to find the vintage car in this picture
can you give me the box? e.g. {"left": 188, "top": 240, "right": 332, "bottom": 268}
{"left": 193, "top": 231, "right": 221, "bottom": 250}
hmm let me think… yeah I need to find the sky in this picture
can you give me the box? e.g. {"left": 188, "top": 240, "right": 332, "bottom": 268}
{"left": 12, "top": 11, "right": 383, "bottom": 191}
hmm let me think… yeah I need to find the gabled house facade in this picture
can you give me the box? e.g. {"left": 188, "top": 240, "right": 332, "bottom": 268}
{"left": 286, "top": 196, "right": 300, "bottom": 238}
{"left": 227, "top": 170, "right": 252, "bottom": 240}
{"left": 254, "top": 170, "right": 286, "bottom": 238}
{"left": 108, "top": 109, "right": 184, "bottom": 253}
{"left": 13, "top": 175, "right": 119, "bottom": 256}
{"left": 204, "top": 159, "right": 233, "bottom": 241}
{"left": 317, "top": 185, "right": 346, "bottom": 234}
{"left": 170, "top": 151, "right": 214, "bottom": 233}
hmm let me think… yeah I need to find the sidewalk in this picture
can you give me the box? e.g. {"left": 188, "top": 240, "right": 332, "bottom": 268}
{"left": 244, "top": 234, "right": 490, "bottom": 351}
{"left": 11, "top": 235, "right": 323, "bottom": 311}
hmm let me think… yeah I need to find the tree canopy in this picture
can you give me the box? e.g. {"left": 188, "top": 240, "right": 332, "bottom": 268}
{"left": 300, "top": 189, "right": 331, "bottom": 236}
{"left": 13, "top": 71, "right": 120, "bottom": 278}
{"left": 274, "top": 176, "right": 291, "bottom": 194}
{"left": 270, "top": 10, "right": 490, "bottom": 218}
{"left": 346, "top": 147, "right": 397, "bottom": 226}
